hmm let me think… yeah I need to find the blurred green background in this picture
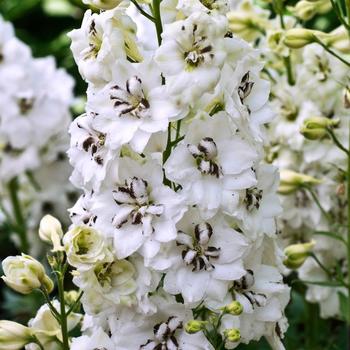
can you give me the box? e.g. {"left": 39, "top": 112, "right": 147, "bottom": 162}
{"left": 0, "top": 0, "right": 346, "bottom": 348}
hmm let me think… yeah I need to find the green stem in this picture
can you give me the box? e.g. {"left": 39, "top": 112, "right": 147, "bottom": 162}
{"left": 130, "top": 0, "right": 155, "bottom": 22}
{"left": 57, "top": 272, "right": 69, "bottom": 350}
{"left": 330, "top": 0, "right": 350, "bottom": 30}
{"left": 8, "top": 177, "right": 29, "bottom": 252}
{"left": 310, "top": 253, "right": 347, "bottom": 287}
{"left": 152, "top": 0, "right": 163, "bottom": 45}
{"left": 327, "top": 128, "right": 349, "bottom": 155}
{"left": 283, "top": 56, "right": 295, "bottom": 85}
{"left": 39, "top": 288, "right": 61, "bottom": 322}
{"left": 314, "top": 230, "right": 347, "bottom": 245}
{"left": 304, "top": 186, "right": 332, "bottom": 223}
{"left": 274, "top": 0, "right": 295, "bottom": 85}
{"left": 315, "top": 38, "right": 350, "bottom": 67}
{"left": 66, "top": 291, "right": 83, "bottom": 316}
{"left": 33, "top": 337, "right": 45, "bottom": 350}
{"left": 347, "top": 120, "right": 350, "bottom": 337}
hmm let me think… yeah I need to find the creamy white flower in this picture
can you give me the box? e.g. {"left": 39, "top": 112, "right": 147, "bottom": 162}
{"left": 26, "top": 301, "right": 81, "bottom": 350}
{"left": 63, "top": 225, "right": 114, "bottom": 270}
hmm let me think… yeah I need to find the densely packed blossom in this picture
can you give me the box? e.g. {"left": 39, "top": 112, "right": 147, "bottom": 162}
{"left": 224, "top": 0, "right": 349, "bottom": 320}
{"left": 67, "top": 1, "right": 290, "bottom": 348}
{"left": 0, "top": 16, "right": 76, "bottom": 253}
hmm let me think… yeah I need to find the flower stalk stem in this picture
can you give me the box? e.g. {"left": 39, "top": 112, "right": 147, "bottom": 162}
{"left": 347, "top": 120, "right": 350, "bottom": 343}
{"left": 57, "top": 271, "right": 69, "bottom": 350}
{"left": 8, "top": 177, "right": 29, "bottom": 253}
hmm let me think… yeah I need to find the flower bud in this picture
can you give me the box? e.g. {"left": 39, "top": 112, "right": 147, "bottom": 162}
{"left": 64, "top": 290, "right": 81, "bottom": 306}
{"left": 221, "top": 301, "right": 243, "bottom": 315}
{"left": 0, "top": 321, "right": 34, "bottom": 350}
{"left": 39, "top": 215, "right": 64, "bottom": 252}
{"left": 224, "top": 328, "right": 241, "bottom": 342}
{"left": 227, "top": 2, "right": 269, "bottom": 42}
{"left": 284, "top": 28, "right": 317, "bottom": 48}
{"left": 279, "top": 170, "right": 322, "bottom": 194}
{"left": 1, "top": 254, "right": 54, "bottom": 294}
{"left": 184, "top": 320, "right": 207, "bottom": 334}
{"left": 267, "top": 30, "right": 290, "bottom": 57}
{"left": 63, "top": 226, "right": 113, "bottom": 270}
{"left": 82, "top": 0, "right": 124, "bottom": 10}
{"left": 283, "top": 240, "right": 315, "bottom": 269}
{"left": 288, "top": 0, "right": 331, "bottom": 21}
{"left": 300, "top": 117, "right": 339, "bottom": 140}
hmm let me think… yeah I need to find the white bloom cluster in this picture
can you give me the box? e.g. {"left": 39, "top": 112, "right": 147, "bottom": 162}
{"left": 0, "top": 16, "right": 76, "bottom": 249}
{"left": 267, "top": 43, "right": 349, "bottom": 319}
{"left": 68, "top": 1, "right": 289, "bottom": 348}
{"left": 225, "top": 0, "right": 350, "bottom": 320}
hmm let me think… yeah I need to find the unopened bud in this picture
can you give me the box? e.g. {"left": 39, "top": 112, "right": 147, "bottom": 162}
{"left": 221, "top": 301, "right": 243, "bottom": 315}
{"left": 1, "top": 254, "right": 54, "bottom": 294}
{"left": 224, "top": 328, "right": 241, "bottom": 342}
{"left": 82, "top": 0, "right": 124, "bottom": 10}
{"left": 0, "top": 321, "right": 34, "bottom": 350}
{"left": 284, "top": 28, "right": 318, "bottom": 49}
{"left": 300, "top": 117, "right": 339, "bottom": 140}
{"left": 39, "top": 215, "right": 64, "bottom": 252}
{"left": 64, "top": 290, "right": 81, "bottom": 306}
{"left": 279, "top": 170, "right": 322, "bottom": 194}
{"left": 185, "top": 320, "right": 207, "bottom": 334}
{"left": 283, "top": 240, "right": 315, "bottom": 269}
{"left": 288, "top": 0, "right": 331, "bottom": 21}
{"left": 227, "top": 2, "right": 269, "bottom": 42}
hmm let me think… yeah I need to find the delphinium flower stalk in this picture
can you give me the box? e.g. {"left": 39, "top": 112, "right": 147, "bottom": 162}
{"left": 67, "top": 0, "right": 290, "bottom": 348}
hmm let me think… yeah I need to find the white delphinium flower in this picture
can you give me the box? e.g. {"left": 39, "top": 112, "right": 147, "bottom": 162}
{"left": 163, "top": 209, "right": 247, "bottom": 303}
{"left": 71, "top": 328, "right": 114, "bottom": 350}
{"left": 108, "top": 294, "right": 214, "bottom": 349}
{"left": 165, "top": 114, "right": 257, "bottom": 219}
{"left": 92, "top": 157, "right": 186, "bottom": 259}
{"left": 67, "top": 1, "right": 289, "bottom": 347}
{"left": 69, "top": 8, "right": 142, "bottom": 85}
{"left": 88, "top": 59, "right": 185, "bottom": 153}
{"left": 155, "top": 12, "right": 228, "bottom": 103}
{"left": 68, "top": 112, "right": 118, "bottom": 191}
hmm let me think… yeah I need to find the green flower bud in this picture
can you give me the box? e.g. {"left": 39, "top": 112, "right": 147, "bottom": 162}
{"left": 300, "top": 116, "right": 340, "bottom": 140}
{"left": 279, "top": 170, "right": 322, "bottom": 194}
{"left": 82, "top": 0, "right": 124, "bottom": 10}
{"left": 184, "top": 320, "right": 207, "bottom": 334}
{"left": 288, "top": 0, "right": 331, "bottom": 21}
{"left": 227, "top": 2, "right": 270, "bottom": 42}
{"left": 221, "top": 301, "right": 243, "bottom": 315}
{"left": 283, "top": 240, "right": 315, "bottom": 269}
{"left": 284, "top": 28, "right": 318, "bottom": 48}
{"left": 0, "top": 321, "right": 34, "bottom": 350}
{"left": 2, "top": 254, "right": 54, "bottom": 294}
{"left": 224, "top": 328, "right": 241, "bottom": 342}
